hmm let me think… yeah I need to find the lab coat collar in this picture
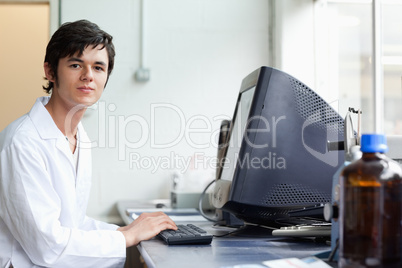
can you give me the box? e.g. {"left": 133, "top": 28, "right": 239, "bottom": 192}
{"left": 29, "top": 97, "right": 85, "bottom": 141}
{"left": 29, "top": 96, "right": 64, "bottom": 140}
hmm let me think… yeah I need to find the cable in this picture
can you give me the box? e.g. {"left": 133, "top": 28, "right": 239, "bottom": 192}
{"left": 212, "top": 225, "right": 248, "bottom": 238}
{"left": 198, "top": 179, "right": 219, "bottom": 222}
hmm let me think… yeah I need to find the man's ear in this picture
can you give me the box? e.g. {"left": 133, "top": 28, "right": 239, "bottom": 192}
{"left": 44, "top": 62, "right": 55, "bottom": 82}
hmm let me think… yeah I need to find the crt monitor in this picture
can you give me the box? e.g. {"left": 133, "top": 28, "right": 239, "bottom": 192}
{"left": 212, "top": 66, "right": 345, "bottom": 227}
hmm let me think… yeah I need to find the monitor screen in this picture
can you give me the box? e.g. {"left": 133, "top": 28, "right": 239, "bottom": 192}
{"left": 212, "top": 66, "right": 345, "bottom": 227}
{"left": 220, "top": 86, "right": 255, "bottom": 183}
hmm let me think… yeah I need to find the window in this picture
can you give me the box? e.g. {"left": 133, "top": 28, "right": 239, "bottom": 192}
{"left": 316, "top": 0, "right": 402, "bottom": 134}
{"left": 382, "top": 0, "right": 402, "bottom": 134}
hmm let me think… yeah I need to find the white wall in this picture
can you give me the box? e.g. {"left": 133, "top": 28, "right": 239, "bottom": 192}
{"left": 61, "top": 0, "right": 270, "bottom": 222}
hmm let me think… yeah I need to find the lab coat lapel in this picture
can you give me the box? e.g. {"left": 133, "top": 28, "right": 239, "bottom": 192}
{"left": 76, "top": 123, "right": 92, "bottom": 181}
{"left": 75, "top": 123, "right": 92, "bottom": 211}
{"left": 55, "top": 138, "right": 74, "bottom": 167}
{"left": 29, "top": 96, "right": 77, "bottom": 175}
{"left": 29, "top": 97, "right": 93, "bottom": 196}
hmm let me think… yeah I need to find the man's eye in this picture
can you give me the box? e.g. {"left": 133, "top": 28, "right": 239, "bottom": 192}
{"left": 95, "top": 66, "right": 105, "bottom": 72}
{"left": 70, "top": 64, "right": 80, "bottom": 68}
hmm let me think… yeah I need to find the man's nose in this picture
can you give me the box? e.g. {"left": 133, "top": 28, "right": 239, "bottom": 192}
{"left": 81, "top": 67, "right": 94, "bottom": 81}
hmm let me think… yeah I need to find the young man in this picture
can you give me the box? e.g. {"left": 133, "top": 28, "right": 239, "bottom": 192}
{"left": 0, "top": 20, "right": 176, "bottom": 267}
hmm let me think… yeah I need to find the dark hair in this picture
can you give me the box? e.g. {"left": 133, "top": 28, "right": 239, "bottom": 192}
{"left": 43, "top": 19, "right": 115, "bottom": 93}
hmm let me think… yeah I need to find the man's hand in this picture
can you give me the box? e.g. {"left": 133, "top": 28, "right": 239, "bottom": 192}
{"left": 118, "top": 212, "right": 177, "bottom": 247}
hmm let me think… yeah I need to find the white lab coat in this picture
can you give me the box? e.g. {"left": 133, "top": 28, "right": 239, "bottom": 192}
{"left": 0, "top": 97, "right": 126, "bottom": 267}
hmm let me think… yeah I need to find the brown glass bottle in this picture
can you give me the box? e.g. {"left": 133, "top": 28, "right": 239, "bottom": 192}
{"left": 339, "top": 134, "right": 402, "bottom": 268}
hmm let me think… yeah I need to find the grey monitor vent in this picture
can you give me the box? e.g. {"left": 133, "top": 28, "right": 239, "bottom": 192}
{"left": 258, "top": 208, "right": 291, "bottom": 218}
{"left": 290, "top": 78, "right": 344, "bottom": 134}
{"left": 261, "top": 183, "right": 331, "bottom": 206}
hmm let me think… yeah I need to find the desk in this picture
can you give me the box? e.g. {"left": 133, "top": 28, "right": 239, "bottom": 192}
{"left": 117, "top": 200, "right": 335, "bottom": 268}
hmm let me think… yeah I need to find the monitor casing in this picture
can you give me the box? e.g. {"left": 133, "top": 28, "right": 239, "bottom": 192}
{"left": 212, "top": 67, "right": 345, "bottom": 227}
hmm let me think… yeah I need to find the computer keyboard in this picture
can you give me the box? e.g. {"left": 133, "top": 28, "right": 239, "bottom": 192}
{"left": 157, "top": 224, "right": 213, "bottom": 245}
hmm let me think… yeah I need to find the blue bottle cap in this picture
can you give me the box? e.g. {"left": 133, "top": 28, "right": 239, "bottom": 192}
{"left": 360, "top": 134, "right": 388, "bottom": 153}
